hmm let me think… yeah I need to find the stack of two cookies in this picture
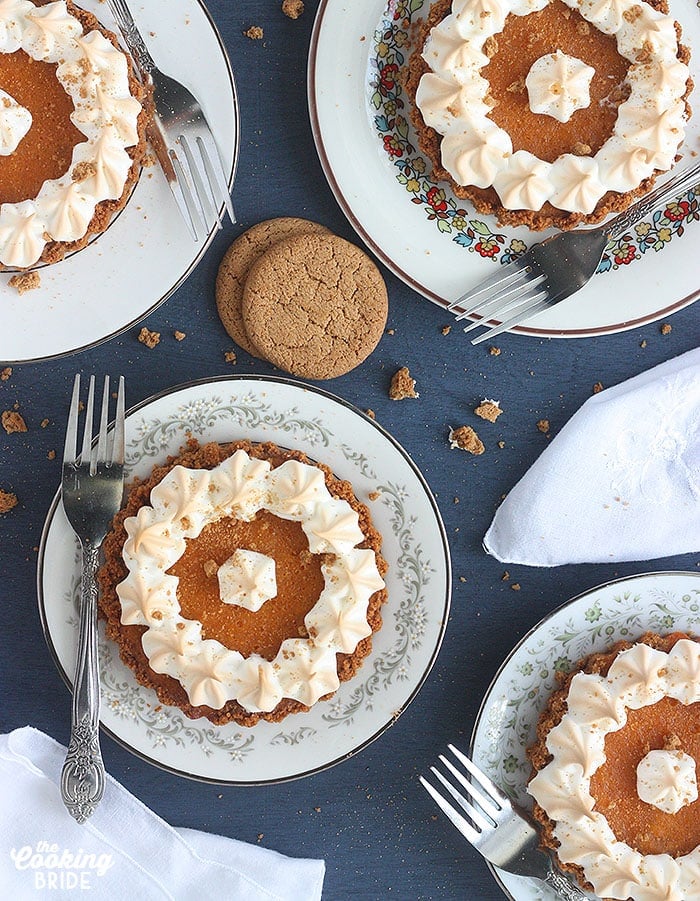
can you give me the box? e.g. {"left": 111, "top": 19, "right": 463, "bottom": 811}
{"left": 215, "top": 218, "right": 388, "bottom": 380}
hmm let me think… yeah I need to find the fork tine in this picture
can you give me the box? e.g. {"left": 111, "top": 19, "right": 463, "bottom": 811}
{"left": 96, "top": 376, "right": 110, "bottom": 463}
{"left": 459, "top": 272, "right": 546, "bottom": 329}
{"left": 429, "top": 766, "right": 493, "bottom": 833}
{"left": 63, "top": 374, "right": 81, "bottom": 465}
{"left": 438, "top": 754, "right": 500, "bottom": 821}
{"left": 448, "top": 262, "right": 531, "bottom": 315}
{"left": 80, "top": 375, "right": 96, "bottom": 472}
{"left": 169, "top": 148, "right": 205, "bottom": 241}
{"left": 448, "top": 745, "right": 510, "bottom": 806}
{"left": 420, "top": 776, "right": 480, "bottom": 844}
{"left": 180, "top": 134, "right": 217, "bottom": 227}
{"left": 111, "top": 375, "right": 125, "bottom": 466}
{"left": 196, "top": 133, "right": 235, "bottom": 224}
{"left": 470, "top": 293, "right": 552, "bottom": 345}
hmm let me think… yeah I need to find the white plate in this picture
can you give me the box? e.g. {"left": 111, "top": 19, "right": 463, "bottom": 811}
{"left": 308, "top": 0, "right": 700, "bottom": 338}
{"left": 0, "top": 0, "right": 239, "bottom": 365}
{"left": 38, "top": 376, "right": 451, "bottom": 784}
{"left": 469, "top": 570, "right": 700, "bottom": 900}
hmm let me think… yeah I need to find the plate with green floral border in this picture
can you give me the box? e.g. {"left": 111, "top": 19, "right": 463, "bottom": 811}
{"left": 468, "top": 570, "right": 700, "bottom": 900}
{"left": 308, "top": 0, "right": 700, "bottom": 338}
{"left": 37, "top": 375, "right": 451, "bottom": 784}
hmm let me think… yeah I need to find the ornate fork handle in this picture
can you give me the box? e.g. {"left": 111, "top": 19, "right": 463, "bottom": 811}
{"left": 543, "top": 866, "right": 589, "bottom": 901}
{"left": 60, "top": 542, "right": 105, "bottom": 824}
{"left": 609, "top": 165, "right": 700, "bottom": 239}
{"left": 108, "top": 0, "right": 155, "bottom": 75}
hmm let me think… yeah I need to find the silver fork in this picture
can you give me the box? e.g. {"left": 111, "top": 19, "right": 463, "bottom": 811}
{"left": 106, "top": 0, "right": 236, "bottom": 241}
{"left": 421, "top": 744, "right": 589, "bottom": 900}
{"left": 60, "top": 375, "right": 125, "bottom": 824}
{"left": 451, "top": 160, "right": 700, "bottom": 344}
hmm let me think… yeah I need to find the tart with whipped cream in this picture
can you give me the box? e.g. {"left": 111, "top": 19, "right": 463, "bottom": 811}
{"left": 0, "top": 0, "right": 148, "bottom": 269}
{"left": 405, "top": 0, "right": 692, "bottom": 230}
{"left": 528, "top": 632, "right": 700, "bottom": 900}
{"left": 98, "top": 439, "right": 388, "bottom": 727}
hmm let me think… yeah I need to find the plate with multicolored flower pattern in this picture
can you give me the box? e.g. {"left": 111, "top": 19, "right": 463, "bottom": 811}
{"left": 37, "top": 375, "right": 451, "bottom": 784}
{"left": 468, "top": 570, "right": 700, "bottom": 900}
{"left": 309, "top": 0, "right": 700, "bottom": 338}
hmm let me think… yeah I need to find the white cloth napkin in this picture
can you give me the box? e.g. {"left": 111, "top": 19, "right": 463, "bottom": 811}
{"left": 0, "top": 727, "right": 325, "bottom": 901}
{"left": 484, "top": 347, "right": 700, "bottom": 566}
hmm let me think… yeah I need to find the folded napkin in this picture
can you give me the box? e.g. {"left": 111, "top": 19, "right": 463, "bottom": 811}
{"left": 484, "top": 347, "right": 700, "bottom": 566}
{"left": 0, "top": 727, "right": 324, "bottom": 900}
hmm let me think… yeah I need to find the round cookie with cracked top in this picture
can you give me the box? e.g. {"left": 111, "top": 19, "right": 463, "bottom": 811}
{"left": 215, "top": 217, "right": 331, "bottom": 356}
{"left": 242, "top": 233, "right": 388, "bottom": 380}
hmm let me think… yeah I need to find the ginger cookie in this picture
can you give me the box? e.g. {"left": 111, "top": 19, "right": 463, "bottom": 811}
{"left": 242, "top": 233, "right": 388, "bottom": 380}
{"left": 215, "top": 217, "right": 331, "bottom": 356}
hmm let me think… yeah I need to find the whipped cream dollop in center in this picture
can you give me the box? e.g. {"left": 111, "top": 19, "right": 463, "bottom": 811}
{"left": 637, "top": 748, "right": 698, "bottom": 814}
{"left": 217, "top": 548, "right": 277, "bottom": 611}
{"left": 525, "top": 50, "right": 595, "bottom": 123}
{"left": 0, "top": 89, "right": 31, "bottom": 155}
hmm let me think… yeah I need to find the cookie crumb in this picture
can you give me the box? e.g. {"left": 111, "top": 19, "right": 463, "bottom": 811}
{"left": 449, "top": 425, "right": 484, "bottom": 455}
{"left": 536, "top": 418, "right": 550, "bottom": 434}
{"left": 640, "top": 339, "right": 647, "bottom": 348}
{"left": 365, "top": 409, "right": 375, "bottom": 420}
{"left": 483, "top": 35, "right": 498, "bottom": 57}
{"left": 224, "top": 350, "right": 237, "bottom": 364}
{"left": 0, "top": 489, "right": 17, "bottom": 513}
{"left": 573, "top": 141, "right": 592, "bottom": 156}
{"left": 502, "top": 570, "right": 510, "bottom": 581}
{"left": 497, "top": 440, "right": 505, "bottom": 449}
{"left": 244, "top": 25, "right": 264, "bottom": 39}
{"left": 2, "top": 410, "right": 27, "bottom": 433}
{"left": 506, "top": 76, "right": 526, "bottom": 94}
{"left": 441, "top": 325, "right": 451, "bottom": 336}
{"left": 40, "top": 418, "right": 49, "bottom": 428}
{"left": 488, "top": 346, "right": 501, "bottom": 356}
{"left": 660, "top": 322, "right": 672, "bottom": 335}
{"left": 511, "top": 582, "right": 521, "bottom": 591}
{"left": 475, "top": 399, "right": 502, "bottom": 422}
{"left": 389, "top": 366, "right": 418, "bottom": 400}
{"left": 593, "top": 381, "right": 604, "bottom": 394}
{"left": 8, "top": 271, "right": 41, "bottom": 294}
{"left": 576, "top": 18, "right": 590, "bottom": 34}
{"left": 459, "top": 576, "right": 467, "bottom": 583}
{"left": 174, "top": 330, "right": 186, "bottom": 341}
{"left": 368, "top": 490, "right": 381, "bottom": 501}
{"left": 47, "top": 449, "right": 55, "bottom": 460}
{"left": 0, "top": 367, "right": 11, "bottom": 380}
{"left": 138, "top": 326, "right": 160, "bottom": 348}
{"left": 386, "top": 328, "right": 395, "bottom": 335}
{"left": 282, "top": 0, "right": 304, "bottom": 18}
{"left": 203, "top": 559, "right": 218, "bottom": 578}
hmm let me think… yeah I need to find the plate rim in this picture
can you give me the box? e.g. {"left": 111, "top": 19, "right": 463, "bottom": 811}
{"left": 467, "top": 568, "right": 700, "bottom": 901}
{"left": 307, "top": 0, "right": 700, "bottom": 340}
{"left": 37, "top": 373, "right": 452, "bottom": 785}
{"left": 3, "top": 0, "right": 241, "bottom": 367}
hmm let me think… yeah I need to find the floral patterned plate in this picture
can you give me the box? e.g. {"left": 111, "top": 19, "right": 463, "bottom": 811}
{"left": 469, "top": 570, "right": 700, "bottom": 900}
{"left": 308, "top": 0, "right": 700, "bottom": 337}
{"left": 38, "top": 376, "right": 451, "bottom": 784}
